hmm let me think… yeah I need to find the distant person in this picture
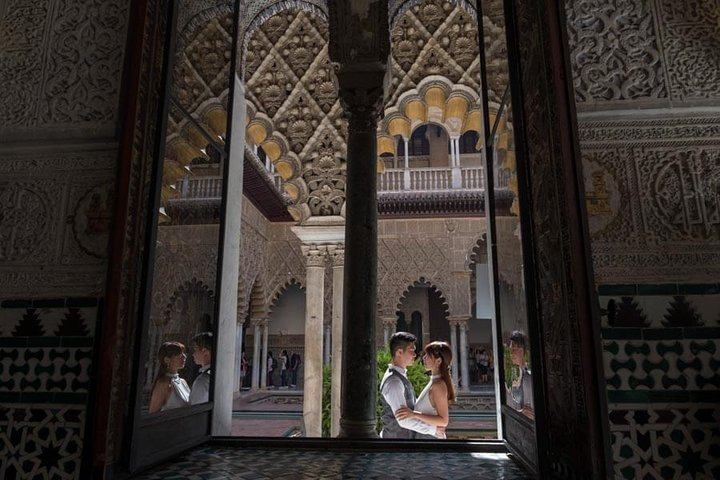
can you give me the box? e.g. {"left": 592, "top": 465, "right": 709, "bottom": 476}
{"left": 478, "top": 349, "right": 489, "bottom": 383}
{"left": 189, "top": 332, "right": 213, "bottom": 404}
{"left": 280, "top": 350, "right": 289, "bottom": 388}
{"left": 379, "top": 332, "right": 441, "bottom": 439}
{"left": 267, "top": 351, "right": 275, "bottom": 388}
{"left": 239, "top": 350, "right": 248, "bottom": 389}
{"left": 149, "top": 342, "right": 190, "bottom": 413}
{"left": 290, "top": 351, "right": 301, "bottom": 388}
{"left": 396, "top": 341, "right": 456, "bottom": 439}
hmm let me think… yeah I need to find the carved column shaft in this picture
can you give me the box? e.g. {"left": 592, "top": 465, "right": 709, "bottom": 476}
{"left": 329, "top": 245, "right": 345, "bottom": 437}
{"left": 303, "top": 245, "right": 327, "bottom": 437}
{"left": 338, "top": 72, "right": 385, "bottom": 438}
{"left": 251, "top": 321, "right": 261, "bottom": 390}
{"left": 328, "top": 0, "right": 390, "bottom": 439}
{"left": 260, "top": 320, "right": 269, "bottom": 388}
{"left": 448, "top": 319, "right": 460, "bottom": 388}
{"left": 324, "top": 324, "right": 331, "bottom": 365}
{"left": 233, "top": 322, "right": 244, "bottom": 392}
{"left": 458, "top": 318, "right": 470, "bottom": 392}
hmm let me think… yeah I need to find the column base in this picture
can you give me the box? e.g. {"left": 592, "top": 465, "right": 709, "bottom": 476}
{"left": 338, "top": 418, "right": 378, "bottom": 438}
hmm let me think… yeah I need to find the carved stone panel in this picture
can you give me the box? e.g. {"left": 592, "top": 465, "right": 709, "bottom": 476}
{"left": 655, "top": 0, "right": 720, "bottom": 100}
{"left": 0, "top": 0, "right": 130, "bottom": 136}
{"left": 579, "top": 117, "right": 720, "bottom": 284}
{"left": 0, "top": 149, "right": 117, "bottom": 296}
{"left": 565, "top": 0, "right": 667, "bottom": 103}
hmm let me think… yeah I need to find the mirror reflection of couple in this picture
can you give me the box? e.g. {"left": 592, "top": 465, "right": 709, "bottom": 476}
{"left": 380, "top": 332, "right": 455, "bottom": 439}
{"left": 148, "top": 332, "right": 213, "bottom": 414}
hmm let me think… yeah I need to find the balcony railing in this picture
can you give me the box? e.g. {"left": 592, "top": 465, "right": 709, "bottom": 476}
{"left": 378, "top": 166, "right": 492, "bottom": 192}
{"left": 176, "top": 166, "right": 507, "bottom": 200}
{"left": 177, "top": 174, "right": 283, "bottom": 199}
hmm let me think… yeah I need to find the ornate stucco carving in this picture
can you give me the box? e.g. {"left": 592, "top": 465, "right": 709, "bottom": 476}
{"left": 565, "top": 0, "right": 667, "bottom": 102}
{"left": 579, "top": 116, "right": 720, "bottom": 283}
{"left": 386, "top": 0, "right": 481, "bottom": 106}
{"left": 0, "top": 149, "right": 116, "bottom": 296}
{"left": 565, "top": 0, "right": 720, "bottom": 106}
{"left": 0, "top": 0, "right": 130, "bottom": 134}
{"left": 376, "top": 218, "right": 485, "bottom": 318}
{"left": 243, "top": 8, "right": 347, "bottom": 222}
{"left": 655, "top": 0, "right": 720, "bottom": 100}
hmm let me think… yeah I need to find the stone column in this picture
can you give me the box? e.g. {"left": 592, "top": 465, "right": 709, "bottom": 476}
{"left": 260, "top": 320, "right": 269, "bottom": 389}
{"left": 381, "top": 316, "right": 396, "bottom": 347}
{"left": 448, "top": 318, "right": 460, "bottom": 388}
{"left": 302, "top": 244, "right": 327, "bottom": 437}
{"left": 233, "top": 322, "right": 244, "bottom": 392}
{"left": 451, "top": 137, "right": 462, "bottom": 188}
{"left": 403, "top": 138, "right": 411, "bottom": 190}
{"left": 336, "top": 69, "right": 386, "bottom": 439}
{"left": 328, "top": 244, "right": 344, "bottom": 437}
{"left": 328, "top": 0, "right": 389, "bottom": 439}
{"left": 324, "top": 324, "right": 331, "bottom": 365}
{"left": 213, "top": 75, "right": 247, "bottom": 435}
{"left": 458, "top": 318, "right": 470, "bottom": 392}
{"left": 251, "top": 321, "right": 261, "bottom": 390}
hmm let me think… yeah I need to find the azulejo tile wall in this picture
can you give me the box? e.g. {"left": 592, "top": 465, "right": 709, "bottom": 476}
{"left": 599, "top": 284, "right": 720, "bottom": 479}
{"left": 0, "top": 297, "right": 99, "bottom": 480}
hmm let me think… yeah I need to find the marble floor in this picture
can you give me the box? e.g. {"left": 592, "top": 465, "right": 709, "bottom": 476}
{"left": 130, "top": 445, "right": 531, "bottom": 479}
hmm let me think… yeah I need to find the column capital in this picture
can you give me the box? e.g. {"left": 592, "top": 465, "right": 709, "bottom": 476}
{"left": 338, "top": 80, "right": 385, "bottom": 133}
{"left": 380, "top": 316, "right": 397, "bottom": 328}
{"left": 301, "top": 244, "right": 328, "bottom": 268}
{"left": 250, "top": 317, "right": 268, "bottom": 327}
{"left": 447, "top": 315, "right": 470, "bottom": 327}
{"left": 327, "top": 243, "right": 345, "bottom": 267}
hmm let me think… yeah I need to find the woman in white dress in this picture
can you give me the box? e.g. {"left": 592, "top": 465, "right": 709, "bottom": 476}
{"left": 395, "top": 341, "right": 456, "bottom": 439}
{"left": 149, "top": 341, "right": 191, "bottom": 413}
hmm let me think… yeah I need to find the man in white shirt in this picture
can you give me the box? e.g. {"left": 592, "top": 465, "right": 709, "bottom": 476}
{"left": 189, "top": 332, "right": 212, "bottom": 404}
{"left": 379, "top": 331, "right": 441, "bottom": 438}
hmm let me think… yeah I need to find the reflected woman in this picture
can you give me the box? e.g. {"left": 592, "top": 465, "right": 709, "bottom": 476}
{"left": 149, "top": 341, "right": 191, "bottom": 413}
{"left": 395, "top": 341, "right": 456, "bottom": 439}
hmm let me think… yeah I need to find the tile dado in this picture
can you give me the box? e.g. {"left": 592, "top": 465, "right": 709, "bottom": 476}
{"left": 598, "top": 284, "right": 720, "bottom": 479}
{"left": 0, "top": 297, "right": 99, "bottom": 480}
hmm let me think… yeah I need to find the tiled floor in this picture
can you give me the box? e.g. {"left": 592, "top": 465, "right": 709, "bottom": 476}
{"left": 131, "top": 445, "right": 531, "bottom": 479}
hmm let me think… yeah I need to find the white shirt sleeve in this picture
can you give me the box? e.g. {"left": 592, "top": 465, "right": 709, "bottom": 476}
{"left": 381, "top": 375, "right": 437, "bottom": 436}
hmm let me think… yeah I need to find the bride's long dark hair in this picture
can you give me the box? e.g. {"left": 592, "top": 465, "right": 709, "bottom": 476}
{"left": 153, "top": 341, "right": 185, "bottom": 388}
{"left": 424, "top": 341, "right": 456, "bottom": 402}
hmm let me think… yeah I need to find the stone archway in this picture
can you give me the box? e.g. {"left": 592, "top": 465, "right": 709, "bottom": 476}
{"left": 267, "top": 279, "right": 306, "bottom": 389}
{"left": 395, "top": 278, "right": 450, "bottom": 351}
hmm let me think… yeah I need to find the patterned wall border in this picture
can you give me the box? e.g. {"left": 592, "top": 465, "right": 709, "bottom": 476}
{"left": 599, "top": 283, "right": 720, "bottom": 479}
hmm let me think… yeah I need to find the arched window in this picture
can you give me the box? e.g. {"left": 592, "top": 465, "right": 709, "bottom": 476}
{"left": 397, "top": 125, "right": 430, "bottom": 157}
{"left": 459, "top": 131, "right": 479, "bottom": 154}
{"left": 396, "top": 311, "right": 407, "bottom": 332}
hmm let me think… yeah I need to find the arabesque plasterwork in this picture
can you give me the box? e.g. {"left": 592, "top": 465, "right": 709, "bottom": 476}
{"left": 578, "top": 116, "right": 720, "bottom": 284}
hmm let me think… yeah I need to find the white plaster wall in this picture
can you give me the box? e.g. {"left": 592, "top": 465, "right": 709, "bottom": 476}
{"left": 269, "top": 284, "right": 306, "bottom": 335}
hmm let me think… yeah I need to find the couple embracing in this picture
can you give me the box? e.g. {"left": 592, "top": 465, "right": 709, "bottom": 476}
{"left": 380, "top": 332, "right": 456, "bottom": 439}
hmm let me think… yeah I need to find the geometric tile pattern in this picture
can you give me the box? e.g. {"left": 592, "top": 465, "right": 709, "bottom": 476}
{"left": 600, "top": 284, "right": 720, "bottom": 479}
{"left": 609, "top": 405, "right": 720, "bottom": 480}
{"left": 131, "top": 445, "right": 530, "bottom": 479}
{"left": 0, "top": 406, "right": 85, "bottom": 480}
{"left": 0, "top": 298, "right": 98, "bottom": 480}
{"left": 603, "top": 339, "right": 720, "bottom": 392}
{"left": 0, "top": 346, "right": 93, "bottom": 396}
